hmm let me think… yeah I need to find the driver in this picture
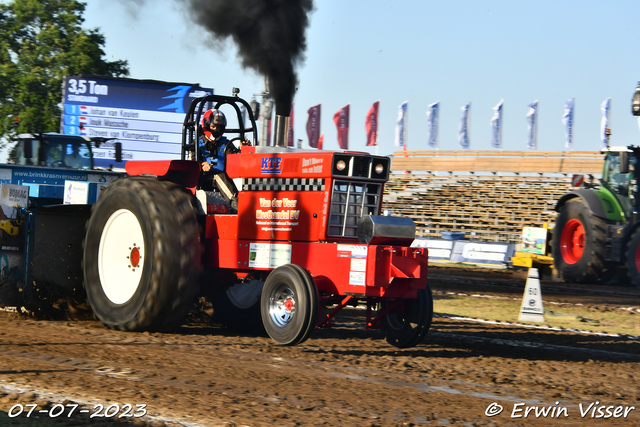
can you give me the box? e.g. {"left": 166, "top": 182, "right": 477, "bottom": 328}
{"left": 66, "top": 144, "right": 84, "bottom": 169}
{"left": 199, "top": 109, "right": 249, "bottom": 212}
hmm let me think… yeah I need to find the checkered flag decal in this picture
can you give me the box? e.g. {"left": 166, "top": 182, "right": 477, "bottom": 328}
{"left": 242, "top": 178, "right": 325, "bottom": 192}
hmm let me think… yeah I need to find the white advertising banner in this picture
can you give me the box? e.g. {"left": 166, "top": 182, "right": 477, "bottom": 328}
{"left": 562, "top": 98, "right": 575, "bottom": 149}
{"left": 394, "top": 101, "right": 408, "bottom": 147}
{"left": 600, "top": 97, "right": 611, "bottom": 149}
{"left": 426, "top": 101, "right": 439, "bottom": 149}
{"left": 458, "top": 102, "right": 471, "bottom": 149}
{"left": 526, "top": 100, "right": 538, "bottom": 150}
{"left": 490, "top": 99, "right": 503, "bottom": 149}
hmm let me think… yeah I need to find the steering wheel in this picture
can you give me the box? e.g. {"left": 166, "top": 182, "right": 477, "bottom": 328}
{"left": 228, "top": 136, "right": 251, "bottom": 147}
{"left": 226, "top": 136, "right": 252, "bottom": 155}
{"left": 223, "top": 139, "right": 239, "bottom": 158}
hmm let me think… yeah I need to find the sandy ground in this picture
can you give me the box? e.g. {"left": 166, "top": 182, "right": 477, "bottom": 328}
{"left": 1, "top": 267, "right": 639, "bottom": 427}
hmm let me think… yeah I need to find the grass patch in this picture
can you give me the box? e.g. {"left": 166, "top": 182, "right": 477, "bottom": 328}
{"left": 433, "top": 294, "right": 640, "bottom": 337}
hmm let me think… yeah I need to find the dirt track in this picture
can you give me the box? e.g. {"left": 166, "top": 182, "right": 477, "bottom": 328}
{"left": 1, "top": 267, "right": 639, "bottom": 426}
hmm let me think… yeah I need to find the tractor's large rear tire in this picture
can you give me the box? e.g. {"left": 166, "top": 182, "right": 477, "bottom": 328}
{"left": 260, "top": 264, "right": 318, "bottom": 346}
{"left": 83, "top": 177, "right": 201, "bottom": 332}
{"left": 624, "top": 229, "right": 640, "bottom": 289}
{"left": 381, "top": 287, "right": 433, "bottom": 348}
{"left": 552, "top": 198, "right": 607, "bottom": 283}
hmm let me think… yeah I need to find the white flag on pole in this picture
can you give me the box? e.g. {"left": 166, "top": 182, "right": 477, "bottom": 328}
{"left": 490, "top": 99, "right": 503, "bottom": 149}
{"left": 562, "top": 98, "right": 575, "bottom": 149}
{"left": 394, "top": 101, "right": 408, "bottom": 147}
{"left": 426, "top": 101, "right": 439, "bottom": 148}
{"left": 526, "top": 100, "right": 538, "bottom": 150}
{"left": 600, "top": 97, "right": 611, "bottom": 149}
{"left": 458, "top": 102, "right": 471, "bottom": 149}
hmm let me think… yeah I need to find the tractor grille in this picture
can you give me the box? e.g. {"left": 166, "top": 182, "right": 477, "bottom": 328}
{"left": 351, "top": 156, "right": 372, "bottom": 178}
{"left": 328, "top": 180, "right": 382, "bottom": 237}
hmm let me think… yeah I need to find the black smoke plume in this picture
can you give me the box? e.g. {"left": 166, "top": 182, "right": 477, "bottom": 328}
{"left": 184, "top": 0, "right": 314, "bottom": 116}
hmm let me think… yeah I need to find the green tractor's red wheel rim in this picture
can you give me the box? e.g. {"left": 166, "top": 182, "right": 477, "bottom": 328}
{"left": 635, "top": 244, "right": 640, "bottom": 274}
{"left": 560, "top": 219, "right": 586, "bottom": 264}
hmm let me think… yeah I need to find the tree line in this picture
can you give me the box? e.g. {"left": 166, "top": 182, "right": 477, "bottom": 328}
{"left": 0, "top": 0, "right": 128, "bottom": 149}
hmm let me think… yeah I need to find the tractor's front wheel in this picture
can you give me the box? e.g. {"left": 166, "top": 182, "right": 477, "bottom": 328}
{"left": 381, "top": 287, "right": 433, "bottom": 348}
{"left": 624, "top": 229, "right": 640, "bottom": 289}
{"left": 260, "top": 264, "right": 318, "bottom": 346}
{"left": 83, "top": 177, "right": 201, "bottom": 331}
{"left": 552, "top": 198, "right": 607, "bottom": 283}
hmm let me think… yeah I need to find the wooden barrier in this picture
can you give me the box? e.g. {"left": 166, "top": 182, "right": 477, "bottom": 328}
{"left": 391, "top": 150, "right": 603, "bottom": 175}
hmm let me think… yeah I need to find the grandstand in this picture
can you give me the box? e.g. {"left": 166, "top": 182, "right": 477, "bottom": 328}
{"left": 385, "top": 150, "right": 604, "bottom": 243}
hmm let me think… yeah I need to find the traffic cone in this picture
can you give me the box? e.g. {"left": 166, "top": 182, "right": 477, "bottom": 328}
{"left": 518, "top": 268, "right": 545, "bottom": 322}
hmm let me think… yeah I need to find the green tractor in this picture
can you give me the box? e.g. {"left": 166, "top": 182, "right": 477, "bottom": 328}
{"left": 553, "top": 83, "right": 640, "bottom": 288}
{"left": 553, "top": 145, "right": 640, "bottom": 287}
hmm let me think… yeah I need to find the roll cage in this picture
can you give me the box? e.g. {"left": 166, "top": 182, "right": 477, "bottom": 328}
{"left": 180, "top": 94, "right": 259, "bottom": 164}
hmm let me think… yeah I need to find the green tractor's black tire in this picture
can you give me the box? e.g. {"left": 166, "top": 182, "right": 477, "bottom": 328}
{"left": 552, "top": 198, "right": 607, "bottom": 283}
{"left": 83, "top": 177, "right": 202, "bottom": 332}
{"left": 624, "top": 229, "right": 640, "bottom": 289}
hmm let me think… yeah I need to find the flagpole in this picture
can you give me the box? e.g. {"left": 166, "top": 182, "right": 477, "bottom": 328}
{"left": 608, "top": 98, "right": 611, "bottom": 147}
{"left": 467, "top": 101, "right": 471, "bottom": 150}
{"left": 376, "top": 99, "right": 380, "bottom": 156}
{"left": 500, "top": 101, "right": 503, "bottom": 150}
{"left": 403, "top": 101, "right": 408, "bottom": 174}
{"left": 532, "top": 100, "right": 536, "bottom": 150}
{"left": 405, "top": 101, "right": 408, "bottom": 150}
{"left": 499, "top": 100, "right": 502, "bottom": 150}
{"left": 436, "top": 101, "right": 439, "bottom": 151}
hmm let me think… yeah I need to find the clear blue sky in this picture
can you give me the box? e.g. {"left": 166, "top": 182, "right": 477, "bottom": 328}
{"left": 82, "top": 0, "right": 640, "bottom": 156}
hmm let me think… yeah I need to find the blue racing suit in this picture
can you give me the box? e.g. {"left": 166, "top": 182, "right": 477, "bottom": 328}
{"left": 199, "top": 136, "right": 230, "bottom": 173}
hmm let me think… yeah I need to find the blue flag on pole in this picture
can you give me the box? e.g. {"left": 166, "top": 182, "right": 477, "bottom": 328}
{"left": 601, "top": 97, "right": 611, "bottom": 149}
{"left": 458, "top": 102, "right": 471, "bottom": 149}
{"left": 426, "top": 101, "right": 439, "bottom": 148}
{"left": 562, "top": 98, "right": 575, "bottom": 149}
{"left": 394, "top": 101, "right": 408, "bottom": 147}
{"left": 526, "top": 100, "right": 538, "bottom": 150}
{"left": 490, "top": 99, "right": 503, "bottom": 149}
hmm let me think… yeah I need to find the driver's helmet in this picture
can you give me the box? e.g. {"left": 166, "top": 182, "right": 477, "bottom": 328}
{"left": 202, "top": 109, "right": 227, "bottom": 140}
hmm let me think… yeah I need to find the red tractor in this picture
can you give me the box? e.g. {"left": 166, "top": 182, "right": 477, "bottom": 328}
{"left": 82, "top": 93, "right": 431, "bottom": 348}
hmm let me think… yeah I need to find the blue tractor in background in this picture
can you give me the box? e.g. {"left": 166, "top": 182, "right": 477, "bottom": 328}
{"left": 0, "top": 133, "right": 125, "bottom": 315}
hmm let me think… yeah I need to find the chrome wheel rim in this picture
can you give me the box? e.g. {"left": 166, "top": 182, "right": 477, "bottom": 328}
{"left": 267, "top": 283, "right": 296, "bottom": 328}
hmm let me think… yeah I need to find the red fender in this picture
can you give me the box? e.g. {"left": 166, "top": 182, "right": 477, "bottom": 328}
{"left": 125, "top": 160, "right": 201, "bottom": 193}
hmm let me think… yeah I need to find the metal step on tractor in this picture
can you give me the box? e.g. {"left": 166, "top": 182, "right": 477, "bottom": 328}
{"left": 81, "top": 92, "right": 432, "bottom": 347}
{"left": 553, "top": 83, "right": 640, "bottom": 288}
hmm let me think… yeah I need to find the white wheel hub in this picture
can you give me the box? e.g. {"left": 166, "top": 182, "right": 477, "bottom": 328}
{"left": 98, "top": 209, "right": 145, "bottom": 304}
